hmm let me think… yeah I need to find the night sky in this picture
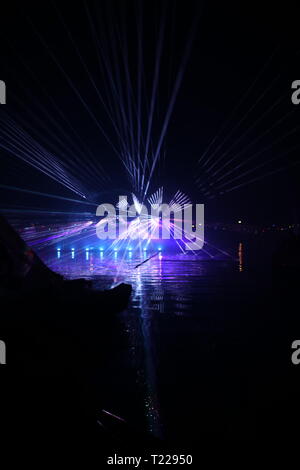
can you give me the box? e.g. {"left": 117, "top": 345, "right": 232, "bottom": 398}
{"left": 0, "top": 0, "right": 299, "bottom": 224}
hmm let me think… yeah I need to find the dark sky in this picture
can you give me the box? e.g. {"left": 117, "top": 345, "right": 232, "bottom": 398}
{"left": 0, "top": 0, "right": 299, "bottom": 224}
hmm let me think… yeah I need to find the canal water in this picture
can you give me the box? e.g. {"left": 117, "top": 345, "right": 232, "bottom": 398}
{"left": 38, "top": 232, "right": 295, "bottom": 443}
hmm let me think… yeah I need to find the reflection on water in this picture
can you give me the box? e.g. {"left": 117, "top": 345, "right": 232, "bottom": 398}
{"left": 238, "top": 242, "right": 244, "bottom": 272}
{"left": 42, "top": 245, "right": 254, "bottom": 440}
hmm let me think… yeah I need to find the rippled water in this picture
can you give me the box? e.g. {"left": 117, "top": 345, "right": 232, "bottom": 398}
{"left": 40, "top": 243, "right": 268, "bottom": 442}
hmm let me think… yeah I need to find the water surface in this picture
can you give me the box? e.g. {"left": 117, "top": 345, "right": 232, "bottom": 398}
{"left": 40, "top": 238, "right": 276, "bottom": 443}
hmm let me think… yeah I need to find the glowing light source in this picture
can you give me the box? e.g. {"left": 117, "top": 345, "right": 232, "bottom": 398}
{"left": 132, "top": 193, "right": 143, "bottom": 215}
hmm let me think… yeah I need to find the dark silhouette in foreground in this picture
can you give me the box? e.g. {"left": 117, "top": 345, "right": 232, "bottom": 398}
{"left": 0, "top": 215, "right": 162, "bottom": 459}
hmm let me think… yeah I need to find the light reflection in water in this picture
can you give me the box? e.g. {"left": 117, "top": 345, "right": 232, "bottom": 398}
{"left": 238, "top": 242, "right": 244, "bottom": 272}
{"left": 43, "top": 248, "right": 249, "bottom": 439}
